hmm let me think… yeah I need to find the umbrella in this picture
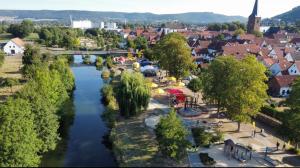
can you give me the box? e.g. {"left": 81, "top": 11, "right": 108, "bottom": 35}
{"left": 167, "top": 88, "right": 183, "bottom": 95}
{"left": 133, "top": 62, "right": 140, "bottom": 69}
{"left": 167, "top": 89, "right": 185, "bottom": 103}
{"left": 151, "top": 83, "right": 158, "bottom": 88}
{"left": 168, "top": 77, "right": 177, "bottom": 82}
{"left": 176, "top": 82, "right": 185, "bottom": 87}
{"left": 156, "top": 88, "right": 165, "bottom": 94}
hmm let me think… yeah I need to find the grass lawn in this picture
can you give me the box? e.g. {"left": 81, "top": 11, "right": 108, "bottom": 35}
{"left": 111, "top": 109, "right": 188, "bottom": 167}
{"left": 0, "top": 55, "right": 24, "bottom": 102}
{"left": 0, "top": 33, "right": 13, "bottom": 42}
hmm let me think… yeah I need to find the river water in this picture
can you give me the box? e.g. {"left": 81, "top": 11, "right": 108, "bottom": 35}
{"left": 41, "top": 55, "right": 116, "bottom": 167}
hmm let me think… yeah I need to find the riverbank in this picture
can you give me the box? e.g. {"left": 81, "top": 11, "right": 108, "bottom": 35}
{"left": 110, "top": 107, "right": 189, "bottom": 167}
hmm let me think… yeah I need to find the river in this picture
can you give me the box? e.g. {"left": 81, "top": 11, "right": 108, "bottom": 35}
{"left": 41, "top": 55, "right": 116, "bottom": 167}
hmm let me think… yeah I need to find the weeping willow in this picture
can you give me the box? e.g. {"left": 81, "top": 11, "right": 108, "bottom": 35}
{"left": 116, "top": 71, "right": 151, "bottom": 117}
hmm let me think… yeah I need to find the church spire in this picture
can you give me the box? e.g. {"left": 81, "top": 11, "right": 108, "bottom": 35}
{"left": 251, "top": 0, "right": 258, "bottom": 16}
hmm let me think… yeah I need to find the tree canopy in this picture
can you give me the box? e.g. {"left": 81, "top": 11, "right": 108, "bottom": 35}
{"left": 0, "top": 98, "right": 41, "bottom": 167}
{"left": 116, "top": 71, "right": 151, "bottom": 117}
{"left": 155, "top": 109, "right": 190, "bottom": 160}
{"left": 203, "top": 55, "right": 268, "bottom": 131}
{"left": 154, "top": 33, "right": 196, "bottom": 79}
{"left": 7, "top": 20, "right": 34, "bottom": 38}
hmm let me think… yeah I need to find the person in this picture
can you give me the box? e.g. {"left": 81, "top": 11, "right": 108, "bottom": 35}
{"left": 276, "top": 141, "right": 280, "bottom": 151}
{"left": 283, "top": 143, "right": 286, "bottom": 151}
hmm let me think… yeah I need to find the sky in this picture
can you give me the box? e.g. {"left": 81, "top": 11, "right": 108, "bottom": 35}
{"left": 1, "top": 0, "right": 300, "bottom": 18}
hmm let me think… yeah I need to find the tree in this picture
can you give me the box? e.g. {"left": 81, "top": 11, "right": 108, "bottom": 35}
{"left": 253, "top": 30, "right": 263, "bottom": 37}
{"left": 0, "top": 50, "right": 4, "bottom": 68}
{"left": 203, "top": 56, "right": 238, "bottom": 117}
{"left": 50, "top": 58, "right": 75, "bottom": 93}
{"left": 286, "top": 77, "right": 300, "bottom": 110}
{"left": 134, "top": 36, "right": 148, "bottom": 50}
{"left": 19, "top": 67, "right": 68, "bottom": 152}
{"left": 155, "top": 109, "right": 190, "bottom": 160}
{"left": 225, "top": 55, "right": 268, "bottom": 131}
{"left": 106, "top": 56, "right": 114, "bottom": 69}
{"left": 0, "top": 98, "right": 41, "bottom": 167}
{"left": 116, "top": 71, "right": 151, "bottom": 117}
{"left": 7, "top": 20, "right": 34, "bottom": 38}
{"left": 127, "top": 39, "right": 136, "bottom": 49}
{"left": 234, "top": 28, "right": 245, "bottom": 36}
{"left": 22, "top": 45, "right": 43, "bottom": 78}
{"left": 187, "top": 77, "right": 202, "bottom": 98}
{"left": 154, "top": 33, "right": 196, "bottom": 79}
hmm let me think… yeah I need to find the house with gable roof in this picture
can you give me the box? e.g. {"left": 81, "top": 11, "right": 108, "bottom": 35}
{"left": 3, "top": 38, "right": 25, "bottom": 55}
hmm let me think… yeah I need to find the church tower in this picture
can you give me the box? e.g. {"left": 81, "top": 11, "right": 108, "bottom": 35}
{"left": 247, "top": 0, "right": 261, "bottom": 33}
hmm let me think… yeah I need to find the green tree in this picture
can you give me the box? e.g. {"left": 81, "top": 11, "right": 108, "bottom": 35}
{"left": 225, "top": 55, "right": 268, "bottom": 131}
{"left": 116, "top": 71, "right": 151, "bottom": 117}
{"left": 106, "top": 56, "right": 114, "bottom": 69}
{"left": 155, "top": 109, "right": 190, "bottom": 160}
{"left": 7, "top": 20, "right": 34, "bottom": 38}
{"left": 0, "top": 98, "right": 41, "bottom": 167}
{"left": 50, "top": 58, "right": 75, "bottom": 93}
{"left": 234, "top": 28, "right": 245, "bottom": 36}
{"left": 95, "top": 56, "right": 104, "bottom": 68}
{"left": 134, "top": 36, "right": 148, "bottom": 50}
{"left": 19, "top": 67, "right": 68, "bottom": 152}
{"left": 0, "top": 50, "right": 4, "bottom": 68}
{"left": 187, "top": 77, "right": 202, "bottom": 97}
{"left": 154, "top": 33, "right": 196, "bottom": 79}
{"left": 286, "top": 77, "right": 300, "bottom": 110}
{"left": 203, "top": 56, "right": 238, "bottom": 117}
{"left": 253, "top": 30, "right": 263, "bottom": 37}
{"left": 127, "top": 39, "right": 136, "bottom": 49}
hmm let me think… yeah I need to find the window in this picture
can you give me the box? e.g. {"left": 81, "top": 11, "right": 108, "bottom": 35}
{"left": 282, "top": 90, "right": 286, "bottom": 95}
{"left": 287, "top": 90, "right": 290, "bottom": 95}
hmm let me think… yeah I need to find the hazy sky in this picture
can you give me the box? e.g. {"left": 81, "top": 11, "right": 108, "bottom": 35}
{"left": 1, "top": 0, "right": 300, "bottom": 18}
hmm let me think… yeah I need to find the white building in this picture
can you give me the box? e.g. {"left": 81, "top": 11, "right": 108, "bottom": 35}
{"left": 72, "top": 20, "right": 92, "bottom": 29}
{"left": 100, "top": 22, "right": 118, "bottom": 30}
{"left": 288, "top": 61, "right": 300, "bottom": 75}
{"left": 3, "top": 38, "right": 25, "bottom": 55}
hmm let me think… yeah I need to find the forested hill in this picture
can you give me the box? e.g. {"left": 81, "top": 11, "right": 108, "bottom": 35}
{"left": 0, "top": 10, "right": 246, "bottom": 24}
{"left": 273, "top": 6, "right": 300, "bottom": 23}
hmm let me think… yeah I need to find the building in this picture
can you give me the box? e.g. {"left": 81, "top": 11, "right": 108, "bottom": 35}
{"left": 269, "top": 75, "right": 298, "bottom": 97}
{"left": 100, "top": 22, "right": 118, "bottom": 30}
{"left": 3, "top": 38, "right": 25, "bottom": 55}
{"left": 72, "top": 20, "right": 92, "bottom": 29}
{"left": 247, "top": 0, "right": 261, "bottom": 33}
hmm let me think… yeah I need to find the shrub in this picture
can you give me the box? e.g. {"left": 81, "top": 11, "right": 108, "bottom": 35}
{"left": 211, "top": 130, "right": 224, "bottom": 144}
{"left": 106, "top": 56, "right": 114, "bottom": 69}
{"left": 155, "top": 109, "right": 190, "bottom": 160}
{"left": 192, "top": 127, "right": 212, "bottom": 147}
{"left": 96, "top": 56, "right": 104, "bottom": 68}
{"left": 199, "top": 153, "right": 216, "bottom": 166}
{"left": 101, "top": 70, "right": 110, "bottom": 79}
{"left": 83, "top": 55, "right": 91, "bottom": 64}
{"left": 260, "top": 105, "right": 284, "bottom": 120}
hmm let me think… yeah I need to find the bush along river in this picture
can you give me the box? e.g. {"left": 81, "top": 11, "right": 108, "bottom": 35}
{"left": 41, "top": 55, "right": 117, "bottom": 167}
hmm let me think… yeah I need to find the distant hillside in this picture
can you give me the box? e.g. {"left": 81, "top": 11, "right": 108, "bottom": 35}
{"left": 273, "top": 6, "right": 300, "bottom": 23}
{"left": 0, "top": 10, "right": 247, "bottom": 24}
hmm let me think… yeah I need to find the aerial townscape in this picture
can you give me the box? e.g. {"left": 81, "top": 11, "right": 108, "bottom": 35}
{"left": 1, "top": 0, "right": 300, "bottom": 167}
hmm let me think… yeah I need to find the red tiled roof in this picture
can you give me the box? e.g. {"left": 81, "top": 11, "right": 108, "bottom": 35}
{"left": 273, "top": 75, "right": 298, "bottom": 88}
